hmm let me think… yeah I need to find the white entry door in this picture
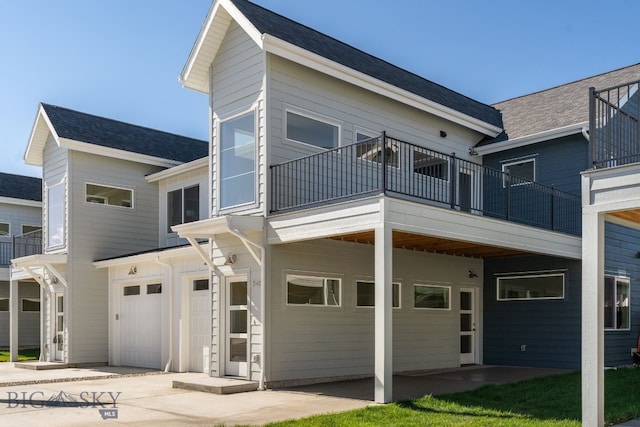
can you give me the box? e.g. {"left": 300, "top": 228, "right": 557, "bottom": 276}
{"left": 189, "top": 278, "right": 210, "bottom": 373}
{"left": 54, "top": 293, "right": 64, "bottom": 361}
{"left": 119, "top": 284, "right": 162, "bottom": 369}
{"left": 225, "top": 277, "right": 248, "bottom": 377}
{"left": 460, "top": 288, "right": 477, "bottom": 365}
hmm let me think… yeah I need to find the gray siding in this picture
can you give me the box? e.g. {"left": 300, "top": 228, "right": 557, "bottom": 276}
{"left": 210, "top": 20, "right": 265, "bottom": 216}
{"left": 0, "top": 281, "right": 40, "bottom": 347}
{"left": 483, "top": 255, "right": 582, "bottom": 369}
{"left": 66, "top": 150, "right": 162, "bottom": 363}
{"left": 268, "top": 239, "right": 482, "bottom": 383}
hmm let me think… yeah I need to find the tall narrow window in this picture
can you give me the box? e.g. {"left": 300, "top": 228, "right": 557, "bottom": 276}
{"left": 605, "top": 275, "right": 630, "bottom": 330}
{"left": 47, "top": 182, "right": 65, "bottom": 248}
{"left": 220, "top": 111, "right": 256, "bottom": 209}
{"left": 167, "top": 185, "right": 200, "bottom": 232}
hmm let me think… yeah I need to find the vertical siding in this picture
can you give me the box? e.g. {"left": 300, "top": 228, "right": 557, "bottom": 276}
{"left": 268, "top": 239, "right": 482, "bottom": 383}
{"left": 210, "top": 20, "right": 265, "bottom": 216}
{"left": 66, "top": 151, "right": 162, "bottom": 363}
{"left": 483, "top": 255, "right": 582, "bottom": 369}
{"left": 604, "top": 222, "right": 640, "bottom": 366}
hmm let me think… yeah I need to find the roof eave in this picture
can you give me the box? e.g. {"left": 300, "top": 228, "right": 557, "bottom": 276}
{"left": 58, "top": 138, "right": 183, "bottom": 168}
{"left": 24, "top": 104, "right": 59, "bottom": 167}
{"left": 146, "top": 157, "right": 209, "bottom": 183}
{"left": 0, "top": 196, "right": 42, "bottom": 208}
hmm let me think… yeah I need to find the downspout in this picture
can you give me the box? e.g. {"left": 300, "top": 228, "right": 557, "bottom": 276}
{"left": 156, "top": 257, "right": 173, "bottom": 372}
{"left": 581, "top": 126, "right": 590, "bottom": 142}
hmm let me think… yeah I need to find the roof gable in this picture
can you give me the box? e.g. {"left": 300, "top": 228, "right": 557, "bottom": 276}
{"left": 24, "top": 104, "right": 207, "bottom": 167}
{"left": 0, "top": 172, "right": 42, "bottom": 202}
{"left": 181, "top": 0, "right": 502, "bottom": 135}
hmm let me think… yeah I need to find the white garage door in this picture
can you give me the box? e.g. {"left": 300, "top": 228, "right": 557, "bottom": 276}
{"left": 189, "top": 279, "right": 210, "bottom": 372}
{"left": 120, "top": 283, "right": 162, "bottom": 369}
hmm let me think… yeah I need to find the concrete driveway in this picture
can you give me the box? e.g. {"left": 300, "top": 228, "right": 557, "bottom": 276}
{"left": 0, "top": 363, "right": 569, "bottom": 426}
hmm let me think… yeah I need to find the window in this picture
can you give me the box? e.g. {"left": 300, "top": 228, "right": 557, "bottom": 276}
{"left": 21, "top": 298, "right": 40, "bottom": 312}
{"left": 22, "top": 225, "right": 41, "bottom": 235}
{"left": 286, "top": 111, "right": 339, "bottom": 149}
{"left": 147, "top": 283, "right": 162, "bottom": 294}
{"left": 0, "top": 298, "right": 8, "bottom": 311}
{"left": 605, "top": 275, "right": 630, "bottom": 330}
{"left": 497, "top": 273, "right": 564, "bottom": 300}
{"left": 356, "top": 281, "right": 400, "bottom": 308}
{"left": 502, "top": 158, "right": 535, "bottom": 185}
{"left": 220, "top": 111, "right": 256, "bottom": 209}
{"left": 167, "top": 185, "right": 200, "bottom": 232}
{"left": 356, "top": 132, "right": 399, "bottom": 168}
{"left": 286, "top": 274, "right": 340, "bottom": 306}
{"left": 193, "top": 279, "right": 209, "bottom": 291}
{"left": 414, "top": 285, "right": 450, "bottom": 309}
{"left": 123, "top": 285, "right": 140, "bottom": 296}
{"left": 86, "top": 183, "right": 133, "bottom": 208}
{"left": 0, "top": 223, "right": 9, "bottom": 236}
{"left": 47, "top": 182, "right": 65, "bottom": 248}
{"left": 414, "top": 150, "right": 449, "bottom": 180}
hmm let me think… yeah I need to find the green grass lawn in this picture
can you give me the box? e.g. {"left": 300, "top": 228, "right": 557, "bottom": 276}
{"left": 0, "top": 348, "right": 40, "bottom": 362}
{"left": 267, "top": 368, "right": 640, "bottom": 426}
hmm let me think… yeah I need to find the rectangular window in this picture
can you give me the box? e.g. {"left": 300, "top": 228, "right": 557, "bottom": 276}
{"left": 193, "top": 279, "right": 209, "bottom": 291}
{"left": 22, "top": 225, "right": 41, "bottom": 234}
{"left": 220, "top": 111, "right": 256, "bottom": 209}
{"left": 167, "top": 185, "right": 200, "bottom": 232}
{"left": 21, "top": 298, "right": 40, "bottom": 312}
{"left": 286, "top": 274, "right": 340, "bottom": 306}
{"left": 0, "top": 223, "right": 9, "bottom": 236}
{"left": 356, "top": 132, "right": 399, "bottom": 168}
{"left": 605, "top": 275, "right": 630, "bottom": 330}
{"left": 414, "top": 285, "right": 450, "bottom": 309}
{"left": 47, "top": 182, "right": 65, "bottom": 248}
{"left": 414, "top": 150, "right": 449, "bottom": 180}
{"left": 286, "top": 111, "right": 339, "bottom": 149}
{"left": 356, "top": 281, "right": 400, "bottom": 308}
{"left": 86, "top": 183, "right": 133, "bottom": 208}
{"left": 123, "top": 285, "right": 140, "bottom": 296}
{"left": 497, "top": 273, "right": 564, "bottom": 300}
{"left": 502, "top": 158, "right": 535, "bottom": 185}
{"left": 147, "top": 283, "right": 162, "bottom": 294}
{"left": 0, "top": 298, "right": 8, "bottom": 311}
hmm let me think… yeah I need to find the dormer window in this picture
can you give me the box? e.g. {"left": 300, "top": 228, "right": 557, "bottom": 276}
{"left": 167, "top": 185, "right": 200, "bottom": 232}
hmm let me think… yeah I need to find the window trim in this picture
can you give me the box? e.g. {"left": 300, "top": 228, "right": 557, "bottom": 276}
{"left": 502, "top": 158, "right": 535, "bottom": 187}
{"left": 167, "top": 184, "right": 200, "bottom": 233}
{"left": 192, "top": 278, "right": 210, "bottom": 292}
{"left": 355, "top": 280, "right": 401, "bottom": 309}
{"left": 285, "top": 273, "right": 342, "bottom": 307}
{"left": 496, "top": 272, "right": 565, "bottom": 301}
{"left": 284, "top": 108, "right": 341, "bottom": 150}
{"left": 21, "top": 297, "right": 40, "bottom": 312}
{"left": 413, "top": 149, "right": 450, "bottom": 181}
{"left": 85, "top": 182, "right": 134, "bottom": 209}
{"left": 0, "top": 298, "right": 8, "bottom": 312}
{"left": 604, "top": 275, "right": 630, "bottom": 331}
{"left": 46, "top": 180, "right": 66, "bottom": 250}
{"left": 0, "top": 222, "right": 10, "bottom": 236}
{"left": 413, "top": 284, "right": 451, "bottom": 310}
{"left": 218, "top": 108, "right": 258, "bottom": 212}
{"left": 21, "top": 224, "right": 41, "bottom": 235}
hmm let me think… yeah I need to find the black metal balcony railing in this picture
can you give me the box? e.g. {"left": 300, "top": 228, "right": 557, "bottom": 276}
{"left": 12, "top": 229, "right": 43, "bottom": 260}
{"left": 0, "top": 240, "right": 11, "bottom": 266}
{"left": 270, "top": 134, "right": 581, "bottom": 236}
{"left": 590, "top": 81, "right": 640, "bottom": 168}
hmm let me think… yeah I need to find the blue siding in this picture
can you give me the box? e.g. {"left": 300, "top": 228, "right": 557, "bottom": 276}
{"left": 604, "top": 222, "right": 640, "bottom": 366}
{"left": 483, "top": 255, "right": 582, "bottom": 369}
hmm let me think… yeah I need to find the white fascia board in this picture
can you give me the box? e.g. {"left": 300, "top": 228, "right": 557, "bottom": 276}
{"left": 146, "top": 157, "right": 208, "bottom": 183}
{"left": 58, "top": 138, "right": 182, "bottom": 168}
{"left": 93, "top": 244, "right": 206, "bottom": 268}
{"left": 475, "top": 122, "right": 588, "bottom": 156}
{"left": 0, "top": 196, "right": 42, "bottom": 208}
{"left": 24, "top": 105, "right": 60, "bottom": 166}
{"left": 172, "top": 215, "right": 264, "bottom": 239}
{"left": 12, "top": 254, "right": 67, "bottom": 268}
{"left": 263, "top": 35, "right": 503, "bottom": 138}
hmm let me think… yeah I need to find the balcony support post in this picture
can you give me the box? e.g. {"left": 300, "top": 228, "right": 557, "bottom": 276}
{"left": 374, "top": 199, "right": 392, "bottom": 403}
{"left": 9, "top": 280, "right": 19, "bottom": 362}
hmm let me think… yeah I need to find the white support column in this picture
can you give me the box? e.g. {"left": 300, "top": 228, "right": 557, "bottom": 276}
{"left": 582, "top": 209, "right": 605, "bottom": 426}
{"left": 9, "top": 280, "right": 19, "bottom": 362}
{"left": 374, "top": 222, "right": 393, "bottom": 403}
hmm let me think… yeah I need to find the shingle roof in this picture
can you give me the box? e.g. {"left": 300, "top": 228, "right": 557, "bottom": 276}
{"left": 41, "top": 104, "right": 208, "bottom": 163}
{"left": 230, "top": 0, "right": 502, "bottom": 129}
{"left": 0, "top": 172, "right": 42, "bottom": 202}
{"left": 486, "top": 63, "right": 640, "bottom": 144}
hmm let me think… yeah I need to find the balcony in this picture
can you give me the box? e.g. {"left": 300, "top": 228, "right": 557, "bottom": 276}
{"left": 6, "top": 229, "right": 43, "bottom": 264}
{"left": 270, "top": 134, "right": 580, "bottom": 236}
{"left": 590, "top": 80, "right": 640, "bottom": 168}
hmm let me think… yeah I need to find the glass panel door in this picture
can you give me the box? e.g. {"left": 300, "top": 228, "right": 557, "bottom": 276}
{"left": 54, "top": 293, "right": 64, "bottom": 361}
{"left": 226, "top": 278, "right": 248, "bottom": 376}
{"left": 460, "top": 288, "right": 476, "bottom": 365}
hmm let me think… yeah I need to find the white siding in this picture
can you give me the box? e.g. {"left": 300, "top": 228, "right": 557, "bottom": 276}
{"left": 210, "top": 20, "right": 265, "bottom": 216}
{"left": 268, "top": 239, "right": 482, "bottom": 383}
{"left": 0, "top": 203, "right": 41, "bottom": 239}
{"left": 0, "top": 281, "right": 40, "bottom": 346}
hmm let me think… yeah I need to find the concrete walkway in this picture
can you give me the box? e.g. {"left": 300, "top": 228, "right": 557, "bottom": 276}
{"left": 0, "top": 363, "right": 579, "bottom": 426}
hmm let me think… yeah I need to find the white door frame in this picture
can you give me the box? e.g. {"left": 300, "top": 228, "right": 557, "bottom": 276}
{"left": 459, "top": 287, "right": 478, "bottom": 365}
{"left": 54, "top": 292, "right": 64, "bottom": 361}
{"left": 224, "top": 275, "right": 249, "bottom": 377}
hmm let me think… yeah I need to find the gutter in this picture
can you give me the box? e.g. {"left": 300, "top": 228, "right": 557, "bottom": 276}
{"left": 156, "top": 256, "right": 174, "bottom": 373}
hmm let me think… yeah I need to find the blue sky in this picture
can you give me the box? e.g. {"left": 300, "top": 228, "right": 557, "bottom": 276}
{"left": 2, "top": 0, "right": 639, "bottom": 178}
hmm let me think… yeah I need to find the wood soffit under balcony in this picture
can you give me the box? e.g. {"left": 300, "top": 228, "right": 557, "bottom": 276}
{"left": 329, "top": 231, "right": 529, "bottom": 259}
{"left": 610, "top": 210, "right": 640, "bottom": 225}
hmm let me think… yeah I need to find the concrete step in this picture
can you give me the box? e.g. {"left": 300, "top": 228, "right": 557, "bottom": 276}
{"left": 173, "top": 377, "right": 258, "bottom": 394}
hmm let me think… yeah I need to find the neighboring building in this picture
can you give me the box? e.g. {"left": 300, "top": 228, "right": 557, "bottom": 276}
{"left": 0, "top": 172, "right": 42, "bottom": 348}
{"left": 9, "top": 103, "right": 207, "bottom": 365}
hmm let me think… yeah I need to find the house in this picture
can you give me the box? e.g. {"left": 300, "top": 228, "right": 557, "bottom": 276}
{"left": 8, "top": 103, "right": 207, "bottom": 365}
{"left": 147, "top": 0, "right": 583, "bottom": 403}
{"left": 0, "top": 172, "right": 42, "bottom": 350}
